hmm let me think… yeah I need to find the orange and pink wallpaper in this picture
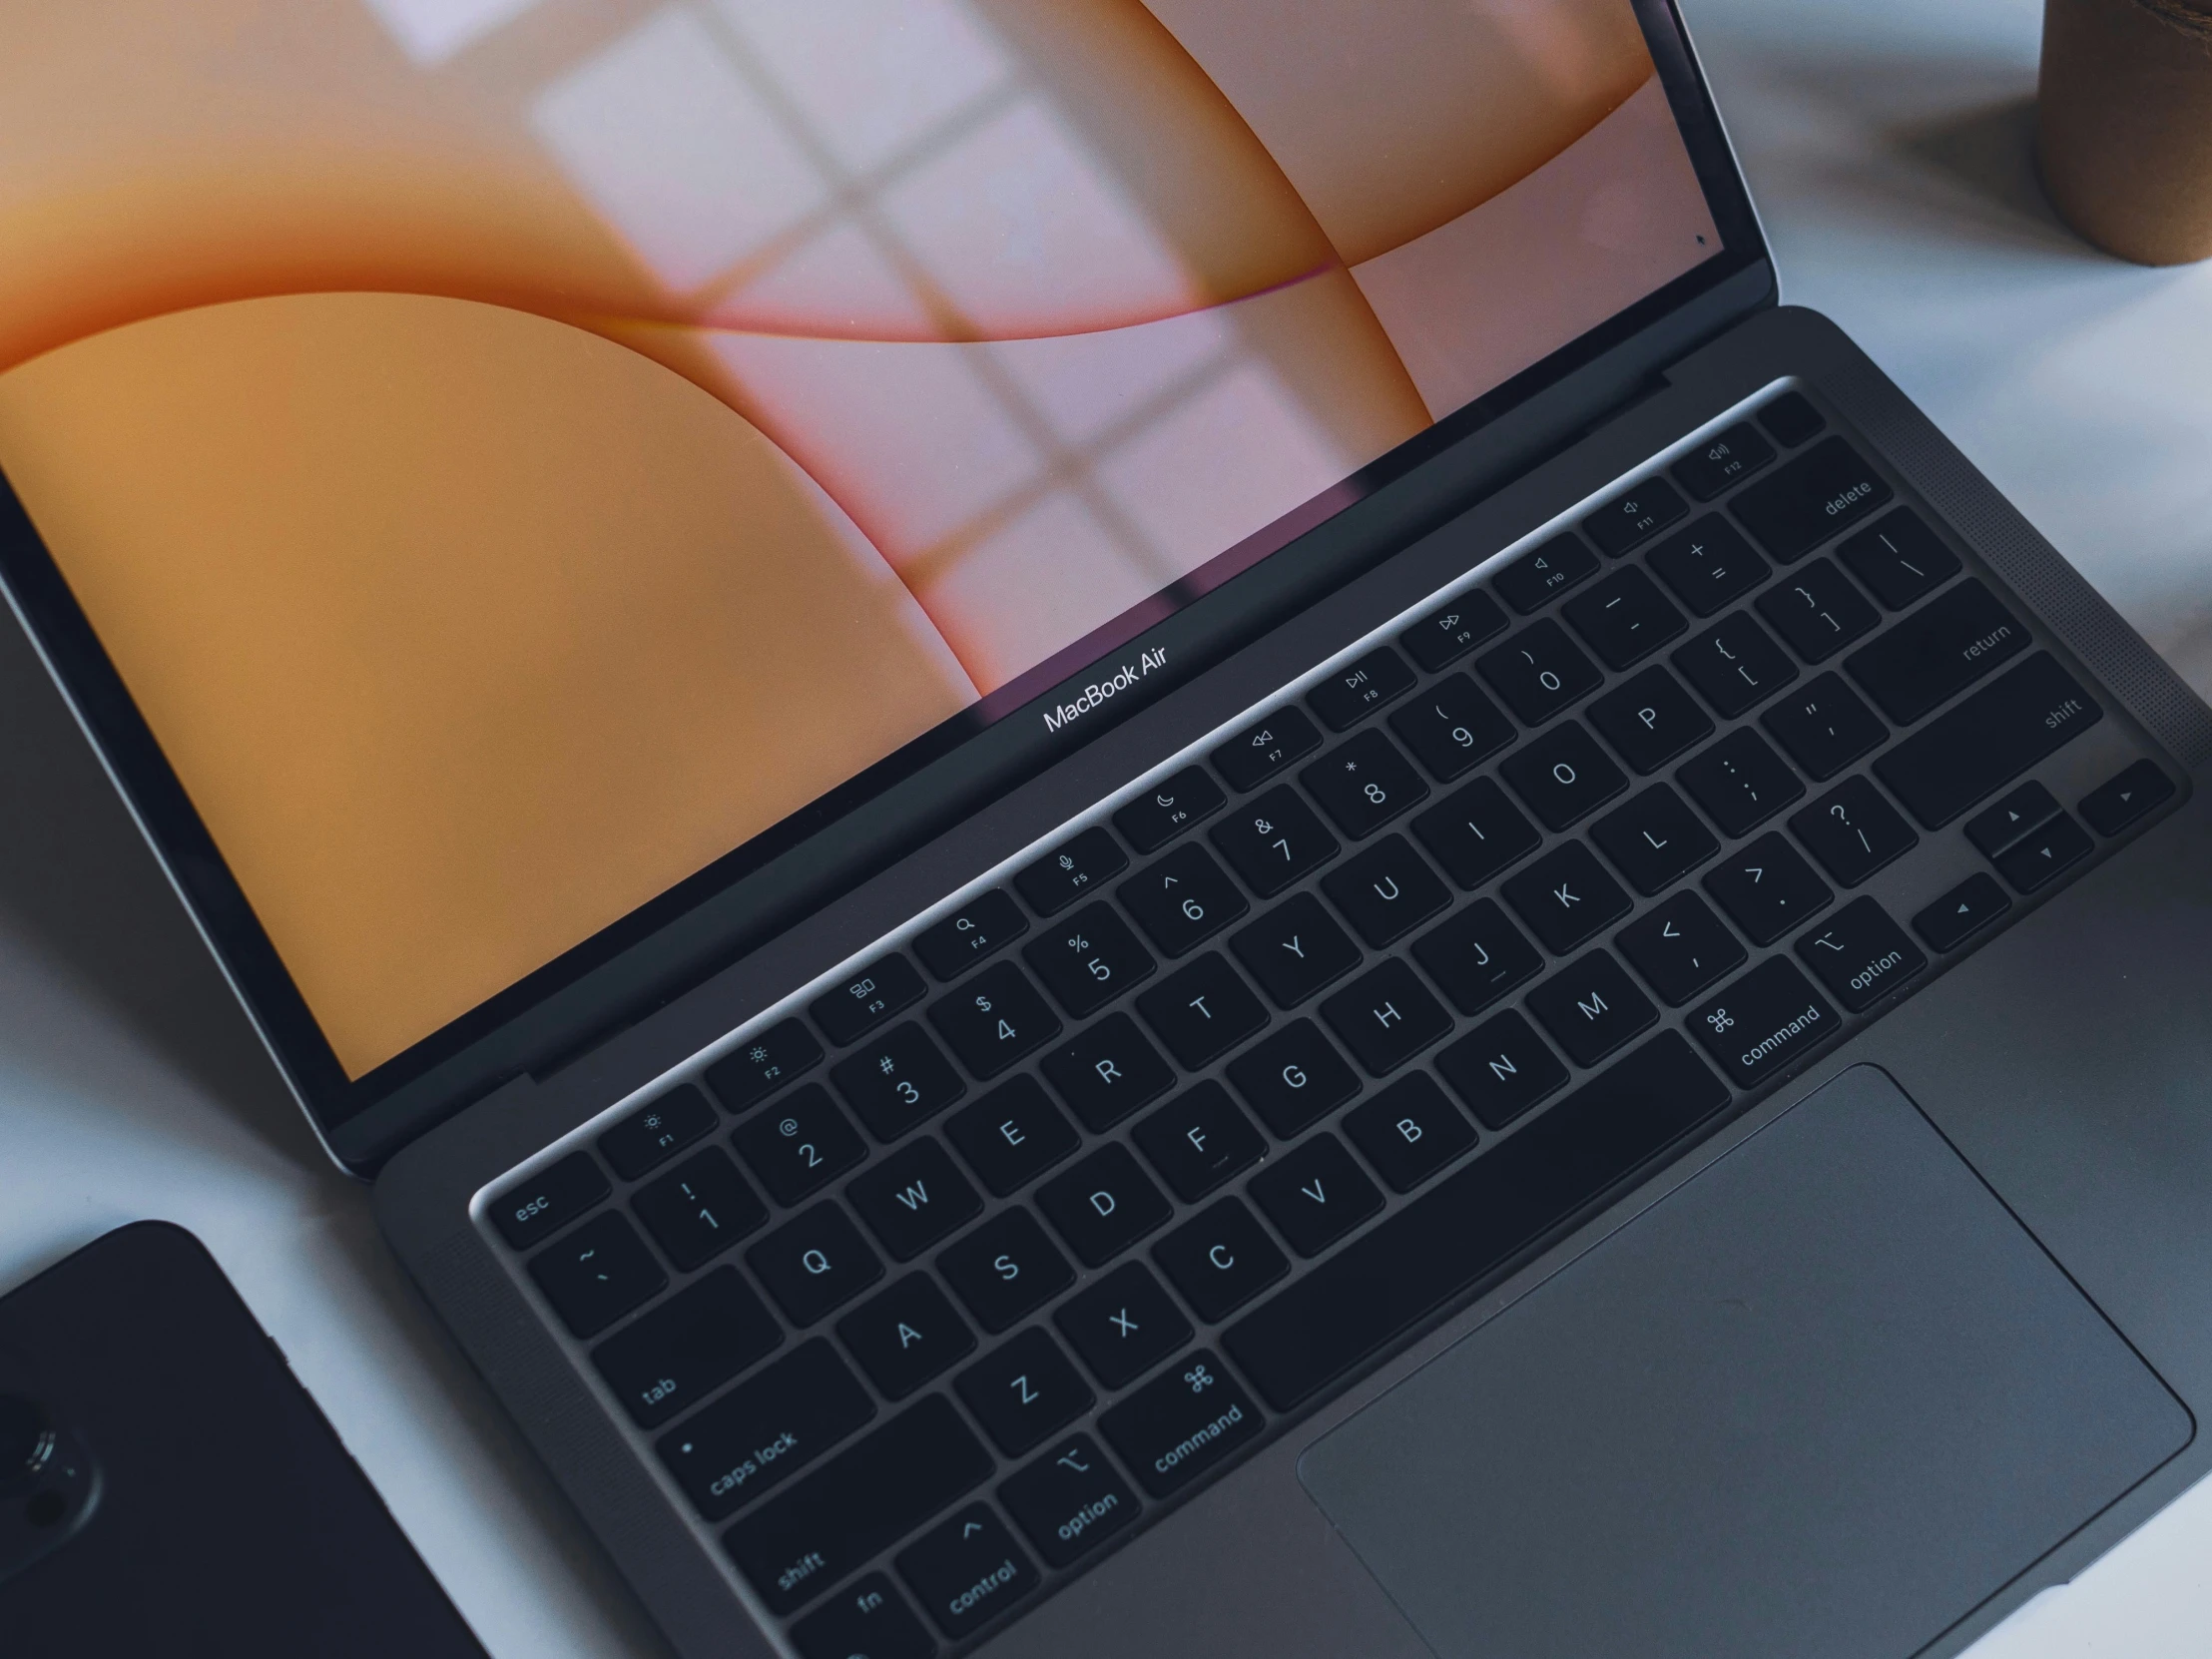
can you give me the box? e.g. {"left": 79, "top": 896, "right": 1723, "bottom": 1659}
{"left": 0, "top": 0, "right": 1717, "bottom": 1075}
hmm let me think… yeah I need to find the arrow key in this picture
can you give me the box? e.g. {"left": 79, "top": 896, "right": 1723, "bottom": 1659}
{"left": 2079, "top": 759, "right": 2175, "bottom": 837}
{"left": 1913, "top": 872, "right": 2011, "bottom": 952}
{"left": 895, "top": 1503, "right": 1038, "bottom": 1639}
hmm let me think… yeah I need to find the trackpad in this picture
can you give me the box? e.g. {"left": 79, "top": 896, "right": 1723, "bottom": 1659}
{"left": 1298, "top": 1065, "right": 2191, "bottom": 1659}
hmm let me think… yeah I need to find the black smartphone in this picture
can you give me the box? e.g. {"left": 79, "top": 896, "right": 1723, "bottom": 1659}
{"left": 0, "top": 1221, "right": 489, "bottom": 1658}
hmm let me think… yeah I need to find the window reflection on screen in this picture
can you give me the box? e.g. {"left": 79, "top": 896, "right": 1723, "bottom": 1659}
{"left": 0, "top": 0, "right": 1718, "bottom": 1076}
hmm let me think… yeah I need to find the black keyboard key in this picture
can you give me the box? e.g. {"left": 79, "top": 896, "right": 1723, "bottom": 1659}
{"left": 1344, "top": 1072, "right": 1476, "bottom": 1191}
{"left": 734, "top": 1084, "right": 867, "bottom": 1206}
{"left": 1322, "top": 834, "right": 1450, "bottom": 947}
{"left": 657, "top": 1340, "right": 873, "bottom": 1521}
{"left": 1475, "top": 618, "right": 1603, "bottom": 726}
{"left": 1563, "top": 566, "right": 1686, "bottom": 669}
{"left": 1321, "top": 958, "right": 1452, "bottom": 1075}
{"left": 1208, "top": 786, "right": 1340, "bottom": 896}
{"left": 1755, "top": 558, "right": 1881, "bottom": 663}
{"left": 1525, "top": 950, "right": 1659, "bottom": 1066}
{"left": 1590, "top": 784, "right": 1719, "bottom": 895}
{"left": 1731, "top": 435, "right": 1891, "bottom": 562}
{"left": 1388, "top": 673, "right": 1515, "bottom": 781}
{"left": 896, "top": 1503, "right": 1037, "bottom": 1639}
{"left": 2079, "top": 759, "right": 2174, "bottom": 836}
{"left": 725, "top": 1395, "right": 992, "bottom": 1615}
{"left": 1119, "top": 841, "right": 1249, "bottom": 956}
{"left": 1037, "top": 1144, "right": 1173, "bottom": 1266}
{"left": 938, "top": 1209, "right": 1074, "bottom": 1334}
{"left": 1646, "top": 515, "right": 1773, "bottom": 618}
{"left": 1227, "top": 1032, "right": 1728, "bottom": 1408}
{"left": 846, "top": 1138, "right": 982, "bottom": 1262}
{"left": 1762, "top": 673, "right": 1886, "bottom": 782}
{"left": 1114, "top": 767, "right": 1226, "bottom": 853}
{"left": 1844, "top": 578, "right": 2027, "bottom": 726}
{"left": 1303, "top": 729, "right": 1430, "bottom": 839}
{"left": 749, "top": 1203, "right": 882, "bottom": 1326}
{"left": 837, "top": 1275, "right": 974, "bottom": 1399}
{"left": 1689, "top": 956, "right": 1838, "bottom": 1087}
{"left": 1501, "top": 840, "right": 1633, "bottom": 954}
{"left": 1584, "top": 476, "right": 1688, "bottom": 556}
{"left": 831, "top": 1023, "right": 966, "bottom": 1141}
{"left": 1796, "top": 896, "right": 1927, "bottom": 1013}
{"left": 1406, "top": 1013, "right": 1526, "bottom": 1130}
{"left": 490, "top": 1151, "right": 608, "bottom": 1250}
{"left": 1792, "top": 776, "right": 1918, "bottom": 885}
{"left": 1963, "top": 781, "right": 2060, "bottom": 857}
{"left": 956, "top": 1328, "right": 1093, "bottom": 1455}
{"left": 1615, "top": 889, "right": 1746, "bottom": 1006}
{"left": 1226, "top": 1019, "right": 1361, "bottom": 1137}
{"left": 1248, "top": 1133, "right": 1383, "bottom": 1257}
{"left": 999, "top": 1435, "right": 1140, "bottom": 1568}
{"left": 1136, "top": 953, "right": 1268, "bottom": 1069}
{"left": 593, "top": 1267, "right": 781, "bottom": 1428}
{"left": 945, "top": 1077, "right": 1078, "bottom": 1197}
{"left": 634, "top": 1147, "right": 768, "bottom": 1270}
{"left": 810, "top": 953, "right": 925, "bottom": 1046}
{"left": 1212, "top": 706, "right": 1323, "bottom": 792}
{"left": 1677, "top": 727, "right": 1805, "bottom": 836}
{"left": 1673, "top": 611, "right": 1799, "bottom": 718}
{"left": 1588, "top": 666, "right": 1714, "bottom": 775}
{"left": 1154, "top": 1199, "right": 1289, "bottom": 1320}
{"left": 1022, "top": 900, "right": 1154, "bottom": 1019}
{"left": 1874, "top": 654, "right": 2102, "bottom": 828}
{"left": 912, "top": 888, "right": 1028, "bottom": 982}
{"left": 1231, "top": 891, "right": 1361, "bottom": 1007}
{"left": 1411, "top": 776, "right": 1542, "bottom": 888}
{"left": 1040, "top": 1012, "right": 1175, "bottom": 1130}
{"left": 1016, "top": 827, "right": 1129, "bottom": 916}
{"left": 1838, "top": 508, "right": 1960, "bottom": 610}
{"left": 706, "top": 1018, "right": 823, "bottom": 1115}
{"left": 1493, "top": 533, "right": 1599, "bottom": 613}
{"left": 529, "top": 1211, "right": 666, "bottom": 1339}
{"left": 1054, "top": 1262, "right": 1192, "bottom": 1388}
{"left": 1098, "top": 1352, "right": 1265, "bottom": 1496}
{"left": 1704, "top": 832, "right": 1833, "bottom": 945}
{"left": 1310, "top": 647, "right": 1416, "bottom": 730}
{"left": 1995, "top": 812, "right": 2094, "bottom": 892}
{"left": 1671, "top": 422, "right": 1776, "bottom": 501}
{"left": 1915, "top": 871, "right": 2011, "bottom": 950}
{"left": 1132, "top": 1081, "right": 1266, "bottom": 1201}
{"left": 927, "top": 961, "right": 1060, "bottom": 1081}
{"left": 1400, "top": 588, "right": 1510, "bottom": 671}
{"left": 1758, "top": 390, "right": 1825, "bottom": 447}
{"left": 1499, "top": 720, "right": 1628, "bottom": 829}
{"left": 1411, "top": 897, "right": 1543, "bottom": 1015}
{"left": 791, "top": 1575, "right": 934, "bottom": 1659}
{"left": 598, "top": 1084, "right": 717, "bottom": 1181}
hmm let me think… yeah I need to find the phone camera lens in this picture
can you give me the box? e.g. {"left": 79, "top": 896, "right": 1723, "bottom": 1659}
{"left": 0, "top": 1395, "right": 56, "bottom": 1495}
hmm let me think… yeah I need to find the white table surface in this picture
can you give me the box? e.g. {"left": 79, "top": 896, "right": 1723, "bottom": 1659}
{"left": 4, "top": 0, "right": 2210, "bottom": 1653}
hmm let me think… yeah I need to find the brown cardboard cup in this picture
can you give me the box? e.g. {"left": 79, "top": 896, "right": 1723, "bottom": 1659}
{"left": 2039, "top": 0, "right": 2212, "bottom": 264}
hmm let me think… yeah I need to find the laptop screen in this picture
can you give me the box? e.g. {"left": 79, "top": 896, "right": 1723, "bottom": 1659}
{"left": 0, "top": 0, "right": 1748, "bottom": 1117}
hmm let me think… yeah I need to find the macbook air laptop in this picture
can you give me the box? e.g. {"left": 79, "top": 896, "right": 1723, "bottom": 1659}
{"left": 2, "top": 2, "right": 2208, "bottom": 1655}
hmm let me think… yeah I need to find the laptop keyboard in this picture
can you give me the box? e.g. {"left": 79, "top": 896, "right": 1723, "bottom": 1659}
{"left": 479, "top": 385, "right": 2181, "bottom": 1657}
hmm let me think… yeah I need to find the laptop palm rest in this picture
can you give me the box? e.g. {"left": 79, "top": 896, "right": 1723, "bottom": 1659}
{"left": 1297, "top": 1064, "right": 2193, "bottom": 1659}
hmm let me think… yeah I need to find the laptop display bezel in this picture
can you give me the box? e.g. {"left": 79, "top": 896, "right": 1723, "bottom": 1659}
{"left": 0, "top": 0, "right": 1772, "bottom": 1169}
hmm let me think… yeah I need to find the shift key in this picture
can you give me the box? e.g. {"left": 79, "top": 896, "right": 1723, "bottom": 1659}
{"left": 725, "top": 1395, "right": 992, "bottom": 1614}
{"left": 1874, "top": 653, "right": 2100, "bottom": 828}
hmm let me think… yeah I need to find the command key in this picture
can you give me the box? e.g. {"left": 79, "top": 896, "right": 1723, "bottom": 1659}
{"left": 1098, "top": 1351, "right": 1264, "bottom": 1497}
